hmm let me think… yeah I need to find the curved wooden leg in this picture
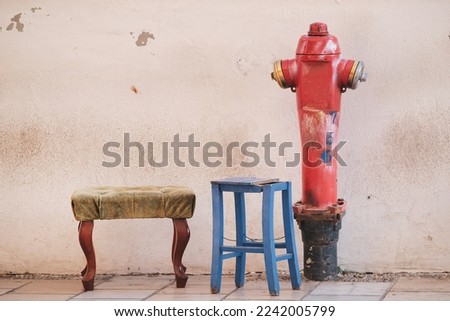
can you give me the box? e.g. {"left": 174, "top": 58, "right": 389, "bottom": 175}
{"left": 78, "top": 222, "right": 88, "bottom": 277}
{"left": 80, "top": 266, "right": 87, "bottom": 277}
{"left": 172, "top": 222, "right": 186, "bottom": 273}
{"left": 172, "top": 218, "right": 190, "bottom": 288}
{"left": 79, "top": 221, "right": 96, "bottom": 291}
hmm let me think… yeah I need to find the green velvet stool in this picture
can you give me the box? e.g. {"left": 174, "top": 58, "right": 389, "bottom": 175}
{"left": 71, "top": 186, "right": 195, "bottom": 291}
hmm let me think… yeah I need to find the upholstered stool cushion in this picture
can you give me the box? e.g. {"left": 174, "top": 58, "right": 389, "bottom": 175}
{"left": 71, "top": 186, "right": 196, "bottom": 221}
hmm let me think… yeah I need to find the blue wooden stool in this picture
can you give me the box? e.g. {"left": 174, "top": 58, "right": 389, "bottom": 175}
{"left": 210, "top": 177, "right": 301, "bottom": 296}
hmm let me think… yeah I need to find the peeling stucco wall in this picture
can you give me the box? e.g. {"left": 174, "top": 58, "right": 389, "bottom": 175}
{"left": 0, "top": 0, "right": 449, "bottom": 275}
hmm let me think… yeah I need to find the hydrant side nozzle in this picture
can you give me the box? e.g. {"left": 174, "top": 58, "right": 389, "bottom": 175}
{"left": 272, "top": 60, "right": 287, "bottom": 89}
{"left": 348, "top": 61, "right": 367, "bottom": 90}
{"left": 271, "top": 59, "right": 297, "bottom": 90}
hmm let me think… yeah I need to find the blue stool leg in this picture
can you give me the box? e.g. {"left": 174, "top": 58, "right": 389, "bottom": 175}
{"left": 262, "top": 185, "right": 280, "bottom": 296}
{"left": 234, "top": 192, "right": 246, "bottom": 288}
{"left": 282, "top": 182, "right": 301, "bottom": 290}
{"left": 211, "top": 184, "right": 224, "bottom": 294}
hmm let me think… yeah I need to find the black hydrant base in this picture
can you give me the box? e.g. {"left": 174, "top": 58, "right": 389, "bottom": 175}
{"left": 300, "top": 219, "right": 342, "bottom": 281}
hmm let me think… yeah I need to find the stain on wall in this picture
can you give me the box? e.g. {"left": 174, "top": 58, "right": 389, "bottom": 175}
{"left": 0, "top": 123, "right": 47, "bottom": 169}
{"left": 2, "top": 8, "right": 45, "bottom": 34}
{"left": 135, "top": 31, "right": 154, "bottom": 47}
{"left": 130, "top": 85, "right": 139, "bottom": 94}
{"left": 362, "top": 105, "right": 450, "bottom": 199}
{"left": 6, "top": 13, "right": 25, "bottom": 32}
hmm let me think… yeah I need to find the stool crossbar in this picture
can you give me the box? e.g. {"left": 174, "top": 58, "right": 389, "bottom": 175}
{"left": 210, "top": 177, "right": 301, "bottom": 296}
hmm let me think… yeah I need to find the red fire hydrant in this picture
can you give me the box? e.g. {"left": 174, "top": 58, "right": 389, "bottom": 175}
{"left": 272, "top": 22, "right": 367, "bottom": 280}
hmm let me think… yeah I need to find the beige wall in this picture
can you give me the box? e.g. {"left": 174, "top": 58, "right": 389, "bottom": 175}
{"left": 1, "top": 0, "right": 449, "bottom": 275}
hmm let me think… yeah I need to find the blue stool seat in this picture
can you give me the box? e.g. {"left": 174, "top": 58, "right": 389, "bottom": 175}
{"left": 210, "top": 177, "right": 301, "bottom": 296}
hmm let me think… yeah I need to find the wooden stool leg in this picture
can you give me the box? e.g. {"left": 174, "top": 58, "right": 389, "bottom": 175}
{"left": 210, "top": 183, "right": 224, "bottom": 294}
{"left": 234, "top": 191, "right": 247, "bottom": 288}
{"left": 282, "top": 183, "right": 301, "bottom": 290}
{"left": 172, "top": 222, "right": 186, "bottom": 273}
{"left": 78, "top": 221, "right": 96, "bottom": 291}
{"left": 78, "top": 222, "right": 88, "bottom": 277}
{"left": 262, "top": 185, "right": 280, "bottom": 296}
{"left": 172, "top": 218, "right": 190, "bottom": 288}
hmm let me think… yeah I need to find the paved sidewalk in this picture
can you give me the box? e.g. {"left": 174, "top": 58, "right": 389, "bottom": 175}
{"left": 1, "top": 274, "right": 450, "bottom": 301}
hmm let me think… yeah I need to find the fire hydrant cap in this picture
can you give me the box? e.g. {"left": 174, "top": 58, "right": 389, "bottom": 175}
{"left": 308, "top": 22, "right": 329, "bottom": 36}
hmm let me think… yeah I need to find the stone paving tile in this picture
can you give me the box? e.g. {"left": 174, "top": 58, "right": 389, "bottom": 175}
{"left": 302, "top": 294, "right": 381, "bottom": 301}
{"left": 309, "top": 282, "right": 392, "bottom": 296}
{"left": 71, "top": 289, "right": 155, "bottom": 300}
{"left": 0, "top": 293, "right": 74, "bottom": 301}
{"left": 224, "top": 279, "right": 318, "bottom": 301}
{"left": 384, "top": 291, "right": 450, "bottom": 301}
{"left": 225, "top": 289, "right": 307, "bottom": 301}
{"left": 384, "top": 277, "right": 450, "bottom": 301}
{"left": 152, "top": 275, "right": 242, "bottom": 299}
{"left": 185, "top": 274, "right": 236, "bottom": 285}
{"left": 148, "top": 293, "right": 226, "bottom": 301}
{"left": 11, "top": 279, "right": 82, "bottom": 295}
{"left": 0, "top": 279, "right": 30, "bottom": 289}
{"left": 158, "top": 282, "right": 236, "bottom": 295}
{"left": 1, "top": 289, "right": 12, "bottom": 295}
{"left": 96, "top": 275, "right": 174, "bottom": 290}
{"left": 390, "top": 277, "right": 450, "bottom": 292}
